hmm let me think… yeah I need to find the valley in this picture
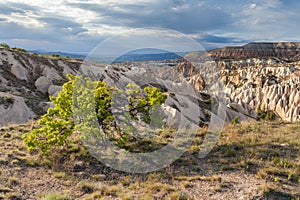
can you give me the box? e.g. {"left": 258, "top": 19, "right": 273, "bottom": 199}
{"left": 0, "top": 42, "right": 299, "bottom": 199}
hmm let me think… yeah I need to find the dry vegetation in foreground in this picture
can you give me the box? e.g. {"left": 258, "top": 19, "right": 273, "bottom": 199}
{"left": 0, "top": 120, "right": 299, "bottom": 199}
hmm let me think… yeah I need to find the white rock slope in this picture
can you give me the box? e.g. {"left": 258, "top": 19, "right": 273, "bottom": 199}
{"left": 221, "top": 59, "right": 300, "bottom": 121}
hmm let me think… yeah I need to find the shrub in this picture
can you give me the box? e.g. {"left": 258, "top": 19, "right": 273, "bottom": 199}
{"left": 12, "top": 47, "right": 27, "bottom": 53}
{"left": 126, "top": 83, "right": 167, "bottom": 124}
{"left": 23, "top": 75, "right": 76, "bottom": 155}
{"left": 0, "top": 96, "right": 15, "bottom": 109}
{"left": 0, "top": 43, "right": 10, "bottom": 49}
{"left": 52, "top": 54, "right": 60, "bottom": 58}
{"left": 257, "top": 105, "right": 276, "bottom": 121}
{"left": 23, "top": 74, "right": 167, "bottom": 155}
{"left": 231, "top": 116, "right": 239, "bottom": 125}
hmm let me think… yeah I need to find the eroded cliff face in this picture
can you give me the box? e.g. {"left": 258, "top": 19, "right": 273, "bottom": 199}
{"left": 0, "top": 48, "right": 257, "bottom": 126}
{"left": 208, "top": 42, "right": 300, "bottom": 61}
{"left": 0, "top": 43, "right": 299, "bottom": 126}
{"left": 182, "top": 42, "right": 300, "bottom": 122}
{"left": 0, "top": 48, "right": 81, "bottom": 125}
{"left": 220, "top": 58, "right": 300, "bottom": 121}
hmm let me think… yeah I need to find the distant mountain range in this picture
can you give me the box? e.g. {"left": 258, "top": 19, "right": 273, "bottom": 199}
{"left": 29, "top": 48, "right": 187, "bottom": 63}
{"left": 112, "top": 52, "right": 186, "bottom": 63}
{"left": 28, "top": 50, "right": 87, "bottom": 60}
{"left": 30, "top": 42, "right": 300, "bottom": 63}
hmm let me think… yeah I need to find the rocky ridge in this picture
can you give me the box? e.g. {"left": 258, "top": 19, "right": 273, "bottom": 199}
{"left": 0, "top": 42, "right": 299, "bottom": 126}
{"left": 185, "top": 42, "right": 300, "bottom": 122}
{"left": 0, "top": 47, "right": 257, "bottom": 127}
{"left": 220, "top": 58, "right": 300, "bottom": 121}
{"left": 209, "top": 42, "right": 300, "bottom": 61}
{"left": 0, "top": 48, "right": 80, "bottom": 125}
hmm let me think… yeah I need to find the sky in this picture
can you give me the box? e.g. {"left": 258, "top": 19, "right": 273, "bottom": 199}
{"left": 0, "top": 0, "right": 300, "bottom": 53}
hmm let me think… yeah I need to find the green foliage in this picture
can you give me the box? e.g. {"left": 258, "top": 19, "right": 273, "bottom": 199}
{"left": 0, "top": 96, "right": 15, "bottom": 109}
{"left": 12, "top": 47, "right": 27, "bottom": 53}
{"left": 0, "top": 96, "right": 14, "bottom": 104}
{"left": 23, "top": 74, "right": 167, "bottom": 155}
{"left": 126, "top": 83, "right": 167, "bottom": 124}
{"left": 73, "top": 77, "right": 118, "bottom": 141}
{"left": 23, "top": 75, "right": 76, "bottom": 155}
{"left": 257, "top": 105, "right": 276, "bottom": 121}
{"left": 0, "top": 43, "right": 10, "bottom": 49}
{"left": 0, "top": 43, "right": 27, "bottom": 52}
{"left": 52, "top": 54, "right": 60, "bottom": 58}
{"left": 231, "top": 116, "right": 240, "bottom": 125}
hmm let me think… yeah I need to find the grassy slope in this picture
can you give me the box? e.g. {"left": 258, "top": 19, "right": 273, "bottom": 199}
{"left": 0, "top": 121, "right": 299, "bottom": 200}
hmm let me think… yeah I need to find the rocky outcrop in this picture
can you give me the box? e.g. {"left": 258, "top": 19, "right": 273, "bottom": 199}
{"left": 0, "top": 93, "right": 36, "bottom": 126}
{"left": 220, "top": 58, "right": 300, "bottom": 121}
{"left": 0, "top": 48, "right": 81, "bottom": 125}
{"left": 185, "top": 42, "right": 300, "bottom": 61}
{"left": 80, "top": 63, "right": 258, "bottom": 126}
{"left": 207, "top": 42, "right": 300, "bottom": 61}
{"left": 48, "top": 85, "right": 62, "bottom": 97}
{"left": 1, "top": 45, "right": 299, "bottom": 126}
{"left": 184, "top": 43, "right": 300, "bottom": 122}
{"left": 35, "top": 76, "right": 52, "bottom": 94}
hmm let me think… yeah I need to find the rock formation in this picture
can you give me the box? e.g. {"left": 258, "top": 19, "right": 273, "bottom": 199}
{"left": 0, "top": 48, "right": 80, "bottom": 124}
{"left": 0, "top": 42, "right": 299, "bottom": 126}
{"left": 185, "top": 42, "right": 300, "bottom": 122}
{"left": 208, "top": 42, "right": 300, "bottom": 61}
{"left": 220, "top": 58, "right": 300, "bottom": 121}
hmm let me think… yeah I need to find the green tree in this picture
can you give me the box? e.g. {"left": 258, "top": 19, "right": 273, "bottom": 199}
{"left": 23, "top": 75, "right": 77, "bottom": 154}
{"left": 126, "top": 83, "right": 167, "bottom": 124}
{"left": 23, "top": 74, "right": 167, "bottom": 155}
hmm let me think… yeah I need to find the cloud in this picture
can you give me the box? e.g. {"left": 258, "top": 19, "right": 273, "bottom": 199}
{"left": 0, "top": 0, "right": 300, "bottom": 52}
{"left": 0, "top": 2, "right": 38, "bottom": 15}
{"left": 229, "top": 0, "right": 300, "bottom": 41}
{"left": 249, "top": 4, "right": 257, "bottom": 9}
{"left": 68, "top": 1, "right": 233, "bottom": 33}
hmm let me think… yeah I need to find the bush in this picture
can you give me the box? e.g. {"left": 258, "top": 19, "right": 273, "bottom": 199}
{"left": 0, "top": 43, "right": 10, "bottom": 49}
{"left": 257, "top": 105, "right": 276, "bottom": 121}
{"left": 0, "top": 96, "right": 15, "bottom": 109}
{"left": 231, "top": 116, "right": 239, "bottom": 125}
{"left": 12, "top": 47, "right": 27, "bottom": 53}
{"left": 52, "top": 54, "right": 60, "bottom": 58}
{"left": 23, "top": 74, "right": 167, "bottom": 155}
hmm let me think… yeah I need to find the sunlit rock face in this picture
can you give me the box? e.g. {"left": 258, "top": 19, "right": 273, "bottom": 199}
{"left": 184, "top": 42, "right": 300, "bottom": 122}
{"left": 220, "top": 59, "right": 300, "bottom": 121}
